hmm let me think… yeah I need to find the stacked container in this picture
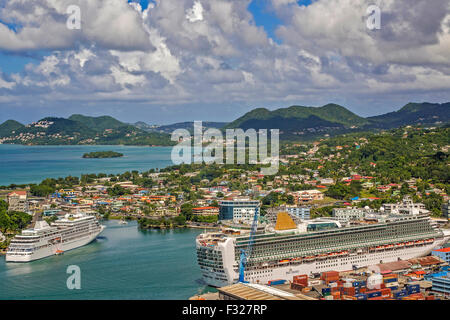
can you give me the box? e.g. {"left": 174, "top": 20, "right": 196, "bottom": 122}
{"left": 321, "top": 271, "right": 340, "bottom": 284}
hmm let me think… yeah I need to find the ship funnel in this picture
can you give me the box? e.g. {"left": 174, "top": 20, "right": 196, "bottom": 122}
{"left": 275, "top": 212, "right": 297, "bottom": 231}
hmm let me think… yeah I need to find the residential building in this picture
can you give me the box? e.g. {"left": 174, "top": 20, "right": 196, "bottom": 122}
{"left": 332, "top": 207, "right": 374, "bottom": 222}
{"left": 218, "top": 199, "right": 260, "bottom": 224}
{"left": 7, "top": 191, "right": 28, "bottom": 212}
{"left": 382, "top": 195, "right": 429, "bottom": 215}
{"left": 284, "top": 206, "right": 311, "bottom": 220}
{"left": 192, "top": 206, "right": 220, "bottom": 216}
{"left": 292, "top": 190, "right": 324, "bottom": 203}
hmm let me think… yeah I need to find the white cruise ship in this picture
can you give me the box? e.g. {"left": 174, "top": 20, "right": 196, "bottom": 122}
{"left": 6, "top": 213, "right": 105, "bottom": 262}
{"left": 196, "top": 212, "right": 450, "bottom": 287}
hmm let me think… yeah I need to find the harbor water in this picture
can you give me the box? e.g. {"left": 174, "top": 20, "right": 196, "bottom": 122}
{"left": 0, "top": 220, "right": 213, "bottom": 299}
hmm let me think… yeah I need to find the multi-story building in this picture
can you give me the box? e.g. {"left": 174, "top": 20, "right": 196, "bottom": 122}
{"left": 219, "top": 199, "right": 260, "bottom": 224}
{"left": 442, "top": 200, "right": 450, "bottom": 219}
{"left": 431, "top": 273, "right": 450, "bottom": 296}
{"left": 332, "top": 207, "right": 374, "bottom": 222}
{"left": 7, "top": 191, "right": 28, "bottom": 212}
{"left": 382, "top": 195, "right": 429, "bottom": 215}
{"left": 432, "top": 248, "right": 450, "bottom": 264}
{"left": 192, "top": 206, "right": 220, "bottom": 216}
{"left": 292, "top": 190, "right": 324, "bottom": 203}
{"left": 285, "top": 206, "right": 311, "bottom": 220}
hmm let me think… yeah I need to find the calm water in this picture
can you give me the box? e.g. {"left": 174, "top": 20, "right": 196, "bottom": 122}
{"left": 0, "top": 144, "right": 174, "bottom": 186}
{"left": 0, "top": 221, "right": 212, "bottom": 299}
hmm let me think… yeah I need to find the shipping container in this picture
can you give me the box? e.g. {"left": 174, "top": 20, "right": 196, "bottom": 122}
{"left": 268, "top": 279, "right": 286, "bottom": 286}
{"left": 354, "top": 294, "right": 367, "bottom": 300}
{"left": 367, "top": 291, "right": 382, "bottom": 298}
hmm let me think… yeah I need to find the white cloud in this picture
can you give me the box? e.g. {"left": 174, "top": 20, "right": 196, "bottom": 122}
{"left": 0, "top": 0, "right": 449, "bottom": 118}
{"left": 186, "top": 1, "right": 204, "bottom": 22}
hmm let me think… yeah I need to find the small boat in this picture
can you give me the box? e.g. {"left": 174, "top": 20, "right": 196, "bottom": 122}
{"left": 55, "top": 250, "right": 64, "bottom": 255}
{"left": 119, "top": 219, "right": 128, "bottom": 225}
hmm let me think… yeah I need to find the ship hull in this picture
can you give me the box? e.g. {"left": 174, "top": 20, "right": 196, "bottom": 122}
{"left": 5, "top": 226, "right": 104, "bottom": 263}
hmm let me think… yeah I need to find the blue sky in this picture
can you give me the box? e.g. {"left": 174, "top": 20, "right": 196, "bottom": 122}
{"left": 0, "top": 0, "right": 448, "bottom": 125}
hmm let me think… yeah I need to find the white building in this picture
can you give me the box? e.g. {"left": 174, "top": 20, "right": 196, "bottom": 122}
{"left": 382, "top": 196, "right": 429, "bottom": 215}
{"left": 332, "top": 207, "right": 374, "bottom": 222}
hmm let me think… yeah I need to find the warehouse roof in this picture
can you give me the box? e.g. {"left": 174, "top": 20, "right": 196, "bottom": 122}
{"left": 218, "top": 283, "right": 301, "bottom": 300}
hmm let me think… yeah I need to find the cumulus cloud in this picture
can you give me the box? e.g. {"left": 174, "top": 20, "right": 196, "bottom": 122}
{"left": 0, "top": 0, "right": 449, "bottom": 120}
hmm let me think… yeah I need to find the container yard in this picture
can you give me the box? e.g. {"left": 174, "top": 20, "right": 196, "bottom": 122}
{"left": 191, "top": 256, "right": 450, "bottom": 301}
{"left": 282, "top": 260, "right": 450, "bottom": 300}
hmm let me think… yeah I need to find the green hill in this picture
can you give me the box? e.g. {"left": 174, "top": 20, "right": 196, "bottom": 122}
{"left": 0, "top": 115, "right": 174, "bottom": 146}
{"left": 68, "top": 114, "right": 126, "bottom": 132}
{"left": 0, "top": 120, "right": 24, "bottom": 137}
{"left": 367, "top": 102, "right": 450, "bottom": 128}
{"left": 225, "top": 104, "right": 369, "bottom": 139}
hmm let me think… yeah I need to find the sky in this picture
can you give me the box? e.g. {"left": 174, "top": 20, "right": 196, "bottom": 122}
{"left": 0, "top": 0, "right": 449, "bottom": 125}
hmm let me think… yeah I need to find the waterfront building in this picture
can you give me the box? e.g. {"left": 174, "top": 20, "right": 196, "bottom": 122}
{"left": 7, "top": 191, "right": 28, "bottom": 212}
{"left": 218, "top": 199, "right": 260, "bottom": 224}
{"left": 432, "top": 248, "right": 450, "bottom": 264}
{"left": 192, "top": 206, "right": 220, "bottom": 216}
{"left": 332, "top": 207, "right": 374, "bottom": 222}
{"left": 382, "top": 195, "right": 429, "bottom": 215}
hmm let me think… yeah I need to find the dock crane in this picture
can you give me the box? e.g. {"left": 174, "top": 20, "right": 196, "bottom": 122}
{"left": 238, "top": 208, "right": 259, "bottom": 283}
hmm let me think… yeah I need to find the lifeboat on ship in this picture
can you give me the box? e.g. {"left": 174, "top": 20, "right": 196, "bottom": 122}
{"left": 425, "top": 238, "right": 434, "bottom": 244}
{"left": 304, "top": 256, "right": 316, "bottom": 262}
{"left": 415, "top": 240, "right": 424, "bottom": 245}
{"left": 405, "top": 241, "right": 414, "bottom": 247}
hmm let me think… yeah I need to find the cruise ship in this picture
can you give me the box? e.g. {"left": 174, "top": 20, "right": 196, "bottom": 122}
{"left": 6, "top": 213, "right": 105, "bottom": 262}
{"left": 196, "top": 212, "right": 450, "bottom": 287}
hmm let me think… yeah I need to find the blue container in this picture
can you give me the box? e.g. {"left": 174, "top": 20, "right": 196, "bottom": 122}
{"left": 407, "top": 284, "right": 420, "bottom": 293}
{"left": 360, "top": 281, "right": 366, "bottom": 287}
{"left": 393, "top": 289, "right": 407, "bottom": 298}
{"left": 384, "top": 278, "right": 398, "bottom": 283}
{"left": 322, "top": 287, "right": 331, "bottom": 294}
{"left": 269, "top": 279, "right": 286, "bottom": 286}
{"left": 355, "top": 294, "right": 367, "bottom": 300}
{"left": 367, "top": 291, "right": 381, "bottom": 298}
{"left": 389, "top": 286, "right": 398, "bottom": 291}
{"left": 352, "top": 281, "right": 360, "bottom": 287}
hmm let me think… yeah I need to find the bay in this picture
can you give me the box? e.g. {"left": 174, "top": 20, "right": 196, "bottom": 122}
{"left": 0, "top": 144, "right": 174, "bottom": 186}
{"left": 0, "top": 220, "right": 213, "bottom": 300}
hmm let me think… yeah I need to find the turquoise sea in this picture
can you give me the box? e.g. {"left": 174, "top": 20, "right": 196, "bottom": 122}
{"left": 0, "top": 144, "right": 174, "bottom": 186}
{"left": 0, "top": 221, "right": 212, "bottom": 299}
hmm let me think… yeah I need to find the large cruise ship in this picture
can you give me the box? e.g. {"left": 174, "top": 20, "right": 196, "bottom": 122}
{"left": 196, "top": 212, "right": 450, "bottom": 287}
{"left": 6, "top": 213, "right": 105, "bottom": 262}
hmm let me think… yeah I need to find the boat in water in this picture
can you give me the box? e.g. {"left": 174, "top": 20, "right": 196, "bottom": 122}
{"left": 5, "top": 213, "right": 105, "bottom": 262}
{"left": 196, "top": 212, "right": 450, "bottom": 287}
